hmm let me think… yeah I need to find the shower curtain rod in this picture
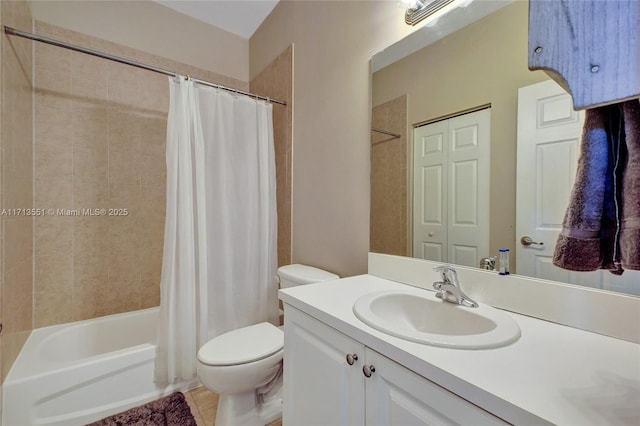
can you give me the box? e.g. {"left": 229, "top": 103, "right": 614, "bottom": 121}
{"left": 371, "top": 127, "right": 401, "bottom": 139}
{"left": 3, "top": 26, "right": 287, "bottom": 106}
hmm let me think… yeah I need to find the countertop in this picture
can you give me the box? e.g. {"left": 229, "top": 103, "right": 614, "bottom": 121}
{"left": 279, "top": 274, "right": 640, "bottom": 425}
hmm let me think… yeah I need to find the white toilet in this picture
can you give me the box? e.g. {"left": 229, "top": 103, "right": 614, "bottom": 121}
{"left": 196, "top": 264, "right": 339, "bottom": 426}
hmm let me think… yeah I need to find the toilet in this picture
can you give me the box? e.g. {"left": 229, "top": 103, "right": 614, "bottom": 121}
{"left": 196, "top": 264, "right": 339, "bottom": 426}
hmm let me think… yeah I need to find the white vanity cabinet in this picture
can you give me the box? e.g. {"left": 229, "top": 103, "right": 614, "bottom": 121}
{"left": 283, "top": 305, "right": 506, "bottom": 426}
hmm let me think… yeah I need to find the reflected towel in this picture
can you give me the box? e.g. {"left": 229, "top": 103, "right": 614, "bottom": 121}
{"left": 620, "top": 100, "right": 640, "bottom": 270}
{"left": 553, "top": 102, "right": 631, "bottom": 273}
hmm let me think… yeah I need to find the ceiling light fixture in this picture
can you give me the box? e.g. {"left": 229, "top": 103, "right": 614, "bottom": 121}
{"left": 405, "top": 0, "right": 456, "bottom": 25}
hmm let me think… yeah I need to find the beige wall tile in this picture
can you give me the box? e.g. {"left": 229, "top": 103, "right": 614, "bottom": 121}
{"left": 109, "top": 182, "right": 140, "bottom": 216}
{"left": 71, "top": 51, "right": 107, "bottom": 83}
{"left": 4, "top": 258, "right": 33, "bottom": 332}
{"left": 2, "top": 0, "right": 35, "bottom": 384}
{"left": 107, "top": 279, "right": 140, "bottom": 315}
{"left": 108, "top": 215, "right": 139, "bottom": 252}
{"left": 3, "top": 218, "right": 32, "bottom": 270}
{"left": 109, "top": 149, "right": 141, "bottom": 185}
{"left": 139, "top": 82, "right": 169, "bottom": 113}
{"left": 34, "top": 288, "right": 73, "bottom": 327}
{"left": 34, "top": 87, "right": 71, "bottom": 113}
{"left": 35, "top": 142, "right": 73, "bottom": 183}
{"left": 34, "top": 252, "right": 72, "bottom": 293}
{"left": 73, "top": 284, "right": 109, "bottom": 320}
{"left": 140, "top": 277, "right": 161, "bottom": 309}
{"left": 108, "top": 79, "right": 139, "bottom": 107}
{"left": 140, "top": 154, "right": 165, "bottom": 186}
{"left": 108, "top": 106, "right": 141, "bottom": 154}
{"left": 140, "top": 243, "right": 163, "bottom": 282}
{"left": 34, "top": 217, "right": 73, "bottom": 257}
{"left": 73, "top": 147, "right": 108, "bottom": 183}
{"left": 35, "top": 43, "right": 71, "bottom": 74}
{"left": 72, "top": 103, "right": 108, "bottom": 151}
{"left": 74, "top": 180, "right": 108, "bottom": 210}
{"left": 35, "top": 179, "right": 72, "bottom": 209}
{"left": 35, "top": 104, "right": 72, "bottom": 150}
{"left": 73, "top": 216, "right": 108, "bottom": 286}
{"left": 140, "top": 114, "right": 167, "bottom": 157}
{"left": 108, "top": 248, "right": 140, "bottom": 283}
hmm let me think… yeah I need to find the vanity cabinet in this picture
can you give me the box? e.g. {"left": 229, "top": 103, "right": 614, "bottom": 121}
{"left": 283, "top": 306, "right": 506, "bottom": 426}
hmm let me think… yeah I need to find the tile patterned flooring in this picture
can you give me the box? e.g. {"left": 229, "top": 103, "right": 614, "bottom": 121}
{"left": 185, "top": 386, "right": 283, "bottom": 426}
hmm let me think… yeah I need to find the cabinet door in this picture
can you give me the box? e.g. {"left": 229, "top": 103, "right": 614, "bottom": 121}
{"left": 283, "top": 306, "right": 365, "bottom": 426}
{"left": 364, "top": 349, "right": 506, "bottom": 426}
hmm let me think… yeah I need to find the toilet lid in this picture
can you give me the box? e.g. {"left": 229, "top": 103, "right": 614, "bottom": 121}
{"left": 198, "top": 322, "right": 284, "bottom": 366}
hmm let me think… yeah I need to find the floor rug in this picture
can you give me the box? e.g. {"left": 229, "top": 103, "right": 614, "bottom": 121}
{"left": 87, "top": 392, "right": 197, "bottom": 426}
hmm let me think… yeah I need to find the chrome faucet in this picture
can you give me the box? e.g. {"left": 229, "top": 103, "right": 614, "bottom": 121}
{"left": 479, "top": 256, "right": 496, "bottom": 271}
{"left": 433, "top": 265, "right": 478, "bottom": 308}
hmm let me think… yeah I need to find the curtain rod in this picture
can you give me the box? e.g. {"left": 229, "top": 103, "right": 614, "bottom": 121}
{"left": 3, "top": 26, "right": 287, "bottom": 106}
{"left": 371, "top": 127, "right": 401, "bottom": 139}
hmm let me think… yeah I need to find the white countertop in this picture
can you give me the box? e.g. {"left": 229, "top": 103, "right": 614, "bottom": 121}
{"left": 279, "top": 274, "right": 640, "bottom": 426}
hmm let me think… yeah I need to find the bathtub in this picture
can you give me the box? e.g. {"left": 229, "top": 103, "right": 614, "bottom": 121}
{"left": 2, "top": 307, "right": 200, "bottom": 426}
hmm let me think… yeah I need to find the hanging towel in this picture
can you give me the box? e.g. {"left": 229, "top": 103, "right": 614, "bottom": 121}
{"left": 620, "top": 99, "right": 640, "bottom": 270}
{"left": 553, "top": 102, "right": 632, "bottom": 274}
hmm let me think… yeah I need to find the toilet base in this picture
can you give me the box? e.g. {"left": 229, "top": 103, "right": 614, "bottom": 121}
{"left": 214, "top": 389, "right": 283, "bottom": 426}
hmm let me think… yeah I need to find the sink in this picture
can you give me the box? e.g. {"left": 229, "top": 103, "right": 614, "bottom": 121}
{"left": 353, "top": 288, "right": 521, "bottom": 349}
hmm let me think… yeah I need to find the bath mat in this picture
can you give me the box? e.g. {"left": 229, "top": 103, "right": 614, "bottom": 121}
{"left": 86, "top": 392, "right": 197, "bottom": 426}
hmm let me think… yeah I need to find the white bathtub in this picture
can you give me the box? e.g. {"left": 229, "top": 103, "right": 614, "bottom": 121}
{"left": 2, "top": 307, "right": 200, "bottom": 426}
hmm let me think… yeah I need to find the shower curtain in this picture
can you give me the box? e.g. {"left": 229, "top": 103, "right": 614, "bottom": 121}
{"left": 155, "top": 77, "right": 279, "bottom": 384}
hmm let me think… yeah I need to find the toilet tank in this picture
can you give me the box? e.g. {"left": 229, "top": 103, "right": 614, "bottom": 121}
{"left": 277, "top": 264, "right": 339, "bottom": 289}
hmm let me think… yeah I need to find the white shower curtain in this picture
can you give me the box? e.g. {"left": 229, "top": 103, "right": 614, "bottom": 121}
{"left": 155, "top": 77, "right": 279, "bottom": 384}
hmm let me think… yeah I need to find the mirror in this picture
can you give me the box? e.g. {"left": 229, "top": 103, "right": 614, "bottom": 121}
{"left": 370, "top": 0, "right": 640, "bottom": 296}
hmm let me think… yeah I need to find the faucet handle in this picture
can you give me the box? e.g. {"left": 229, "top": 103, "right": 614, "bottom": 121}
{"left": 433, "top": 265, "right": 455, "bottom": 273}
{"left": 433, "top": 265, "right": 458, "bottom": 283}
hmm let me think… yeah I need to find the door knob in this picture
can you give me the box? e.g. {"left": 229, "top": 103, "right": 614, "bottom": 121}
{"left": 520, "top": 236, "right": 544, "bottom": 246}
{"left": 363, "top": 365, "right": 375, "bottom": 377}
{"left": 346, "top": 353, "right": 358, "bottom": 365}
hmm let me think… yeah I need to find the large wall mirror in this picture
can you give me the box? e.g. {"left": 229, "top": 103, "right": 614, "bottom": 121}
{"left": 370, "top": 0, "right": 640, "bottom": 296}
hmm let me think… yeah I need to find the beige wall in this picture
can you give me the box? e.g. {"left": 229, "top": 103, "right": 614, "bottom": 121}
{"left": 1, "top": 0, "right": 34, "bottom": 401}
{"left": 28, "top": 0, "right": 250, "bottom": 83}
{"left": 250, "top": 46, "right": 294, "bottom": 267}
{"left": 372, "top": 1, "right": 549, "bottom": 265}
{"left": 250, "top": 1, "right": 415, "bottom": 277}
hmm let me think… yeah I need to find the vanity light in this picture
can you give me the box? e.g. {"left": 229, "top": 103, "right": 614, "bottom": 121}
{"left": 405, "top": 0, "right": 456, "bottom": 25}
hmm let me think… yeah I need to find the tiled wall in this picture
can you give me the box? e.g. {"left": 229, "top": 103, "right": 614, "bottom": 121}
{"left": 1, "top": 0, "right": 34, "bottom": 386}
{"left": 32, "top": 21, "right": 249, "bottom": 327}
{"left": 250, "top": 46, "right": 293, "bottom": 266}
{"left": 371, "top": 95, "right": 408, "bottom": 256}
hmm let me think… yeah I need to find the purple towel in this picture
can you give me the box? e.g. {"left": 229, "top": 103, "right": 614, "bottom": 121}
{"left": 553, "top": 100, "right": 640, "bottom": 274}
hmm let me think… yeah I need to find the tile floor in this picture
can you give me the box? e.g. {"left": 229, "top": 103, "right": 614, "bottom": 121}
{"left": 185, "top": 386, "right": 283, "bottom": 426}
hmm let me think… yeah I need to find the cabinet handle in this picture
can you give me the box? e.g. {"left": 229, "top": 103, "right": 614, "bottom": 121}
{"left": 363, "top": 365, "right": 375, "bottom": 377}
{"left": 346, "top": 353, "right": 359, "bottom": 365}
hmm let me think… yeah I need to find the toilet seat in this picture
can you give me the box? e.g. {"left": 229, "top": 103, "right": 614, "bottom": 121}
{"left": 198, "top": 322, "right": 283, "bottom": 366}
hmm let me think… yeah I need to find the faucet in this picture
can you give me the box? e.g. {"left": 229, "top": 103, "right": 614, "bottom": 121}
{"left": 432, "top": 265, "right": 478, "bottom": 308}
{"left": 479, "top": 256, "right": 496, "bottom": 271}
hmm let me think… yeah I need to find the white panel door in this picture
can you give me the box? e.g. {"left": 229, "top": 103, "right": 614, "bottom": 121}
{"left": 413, "top": 120, "right": 448, "bottom": 261}
{"left": 283, "top": 307, "right": 364, "bottom": 426}
{"left": 413, "top": 109, "right": 490, "bottom": 267}
{"left": 516, "top": 80, "right": 640, "bottom": 294}
{"left": 364, "top": 348, "right": 506, "bottom": 426}
{"left": 447, "top": 110, "right": 491, "bottom": 267}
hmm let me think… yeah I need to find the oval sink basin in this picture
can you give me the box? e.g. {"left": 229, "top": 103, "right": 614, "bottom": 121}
{"left": 353, "top": 288, "right": 521, "bottom": 349}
